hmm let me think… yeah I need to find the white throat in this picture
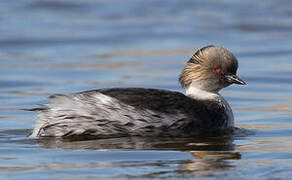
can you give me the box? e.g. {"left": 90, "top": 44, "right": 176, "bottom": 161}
{"left": 184, "top": 81, "right": 234, "bottom": 127}
{"left": 186, "top": 86, "right": 220, "bottom": 100}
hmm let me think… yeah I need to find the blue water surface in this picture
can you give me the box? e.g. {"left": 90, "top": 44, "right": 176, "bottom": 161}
{"left": 1, "top": 0, "right": 292, "bottom": 179}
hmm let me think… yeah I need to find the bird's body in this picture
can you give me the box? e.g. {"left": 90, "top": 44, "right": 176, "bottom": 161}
{"left": 31, "top": 88, "right": 233, "bottom": 137}
{"left": 30, "top": 45, "right": 246, "bottom": 138}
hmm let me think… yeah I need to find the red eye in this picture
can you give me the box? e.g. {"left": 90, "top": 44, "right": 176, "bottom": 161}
{"left": 215, "top": 68, "right": 221, "bottom": 73}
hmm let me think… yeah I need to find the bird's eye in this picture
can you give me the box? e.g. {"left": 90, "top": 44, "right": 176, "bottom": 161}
{"left": 215, "top": 68, "right": 221, "bottom": 73}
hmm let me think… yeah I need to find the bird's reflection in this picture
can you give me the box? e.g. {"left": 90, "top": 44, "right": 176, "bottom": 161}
{"left": 35, "top": 127, "right": 252, "bottom": 150}
{"left": 34, "top": 130, "right": 243, "bottom": 178}
{"left": 181, "top": 151, "right": 240, "bottom": 177}
{"left": 2, "top": 128, "right": 251, "bottom": 178}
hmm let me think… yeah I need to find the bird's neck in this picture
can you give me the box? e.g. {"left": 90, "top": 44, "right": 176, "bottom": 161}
{"left": 185, "top": 83, "right": 234, "bottom": 127}
{"left": 186, "top": 86, "right": 220, "bottom": 101}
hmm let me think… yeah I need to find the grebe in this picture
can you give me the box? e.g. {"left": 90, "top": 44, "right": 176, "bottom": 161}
{"left": 30, "top": 45, "right": 246, "bottom": 138}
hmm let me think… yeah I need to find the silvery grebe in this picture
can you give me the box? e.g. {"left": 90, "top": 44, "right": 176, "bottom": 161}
{"left": 30, "top": 45, "right": 246, "bottom": 138}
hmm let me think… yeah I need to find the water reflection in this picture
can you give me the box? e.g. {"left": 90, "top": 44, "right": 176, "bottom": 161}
{"left": 182, "top": 151, "right": 240, "bottom": 178}
{"left": 30, "top": 135, "right": 240, "bottom": 178}
{"left": 35, "top": 135, "right": 235, "bottom": 150}
{"left": 0, "top": 128, "right": 243, "bottom": 178}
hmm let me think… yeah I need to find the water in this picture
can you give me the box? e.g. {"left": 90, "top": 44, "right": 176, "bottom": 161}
{"left": 1, "top": 0, "right": 292, "bottom": 179}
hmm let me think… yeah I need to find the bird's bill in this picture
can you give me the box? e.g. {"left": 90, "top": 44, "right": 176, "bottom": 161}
{"left": 225, "top": 74, "right": 246, "bottom": 85}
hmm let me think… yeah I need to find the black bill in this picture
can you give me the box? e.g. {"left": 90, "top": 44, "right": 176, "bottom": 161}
{"left": 225, "top": 74, "right": 246, "bottom": 85}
